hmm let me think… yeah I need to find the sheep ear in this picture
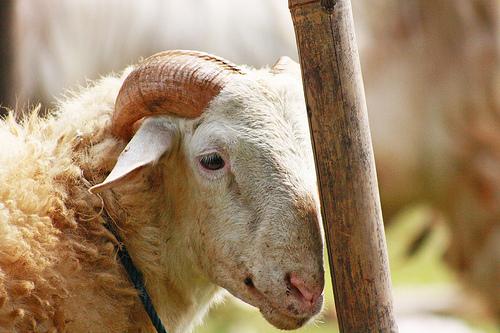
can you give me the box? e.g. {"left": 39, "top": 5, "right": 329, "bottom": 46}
{"left": 271, "top": 56, "right": 301, "bottom": 76}
{"left": 89, "top": 117, "right": 176, "bottom": 193}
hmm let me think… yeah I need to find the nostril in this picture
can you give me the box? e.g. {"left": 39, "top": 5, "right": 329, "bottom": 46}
{"left": 287, "top": 272, "right": 320, "bottom": 306}
{"left": 244, "top": 277, "right": 254, "bottom": 287}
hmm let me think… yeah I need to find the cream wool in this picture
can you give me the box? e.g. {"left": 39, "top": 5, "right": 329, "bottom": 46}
{"left": 0, "top": 70, "right": 149, "bottom": 332}
{"left": 0, "top": 55, "right": 325, "bottom": 333}
{"left": 0, "top": 72, "right": 212, "bottom": 332}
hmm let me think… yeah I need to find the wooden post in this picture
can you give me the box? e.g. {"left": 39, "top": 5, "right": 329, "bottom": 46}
{"left": 0, "top": 0, "right": 14, "bottom": 112}
{"left": 288, "top": 1, "right": 398, "bottom": 332}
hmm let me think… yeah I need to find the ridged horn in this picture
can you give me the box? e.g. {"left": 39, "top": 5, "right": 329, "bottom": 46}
{"left": 112, "top": 50, "right": 245, "bottom": 139}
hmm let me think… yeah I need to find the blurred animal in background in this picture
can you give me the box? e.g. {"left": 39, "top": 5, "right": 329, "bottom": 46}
{"left": 358, "top": 0, "right": 499, "bottom": 318}
{"left": 3, "top": 0, "right": 499, "bottom": 322}
{"left": 0, "top": 51, "right": 324, "bottom": 332}
{"left": 12, "top": 0, "right": 297, "bottom": 105}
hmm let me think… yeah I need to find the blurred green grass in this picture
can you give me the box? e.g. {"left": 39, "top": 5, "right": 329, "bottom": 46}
{"left": 197, "top": 205, "right": 497, "bottom": 333}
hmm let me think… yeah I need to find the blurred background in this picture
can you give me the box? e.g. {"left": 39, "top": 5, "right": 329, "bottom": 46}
{"left": 1, "top": 0, "right": 498, "bottom": 332}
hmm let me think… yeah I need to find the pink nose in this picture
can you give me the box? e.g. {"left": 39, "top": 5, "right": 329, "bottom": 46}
{"left": 288, "top": 272, "right": 323, "bottom": 308}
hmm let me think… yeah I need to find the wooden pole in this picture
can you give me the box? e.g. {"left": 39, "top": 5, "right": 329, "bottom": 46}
{"left": 288, "top": 1, "right": 398, "bottom": 332}
{"left": 0, "top": 0, "right": 14, "bottom": 112}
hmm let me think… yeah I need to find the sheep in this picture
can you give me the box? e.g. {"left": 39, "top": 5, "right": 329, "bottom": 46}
{"left": 9, "top": 0, "right": 499, "bottom": 322}
{"left": 0, "top": 50, "right": 324, "bottom": 333}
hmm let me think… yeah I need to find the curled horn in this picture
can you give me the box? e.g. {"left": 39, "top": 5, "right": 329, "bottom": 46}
{"left": 112, "top": 50, "right": 245, "bottom": 139}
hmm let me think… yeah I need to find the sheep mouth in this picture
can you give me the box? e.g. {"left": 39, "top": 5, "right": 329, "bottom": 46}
{"left": 256, "top": 292, "right": 322, "bottom": 330}
{"left": 214, "top": 264, "right": 323, "bottom": 329}
{"left": 259, "top": 306, "right": 311, "bottom": 330}
{"left": 239, "top": 279, "right": 322, "bottom": 330}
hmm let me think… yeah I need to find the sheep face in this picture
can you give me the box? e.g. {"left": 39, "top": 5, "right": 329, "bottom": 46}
{"left": 93, "top": 62, "right": 324, "bottom": 330}
{"left": 180, "top": 71, "right": 325, "bottom": 329}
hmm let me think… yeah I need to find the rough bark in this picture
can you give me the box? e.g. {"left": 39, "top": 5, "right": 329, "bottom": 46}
{"left": 289, "top": 0, "right": 398, "bottom": 331}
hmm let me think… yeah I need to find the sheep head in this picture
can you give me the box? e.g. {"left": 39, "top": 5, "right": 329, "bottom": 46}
{"left": 90, "top": 51, "right": 324, "bottom": 330}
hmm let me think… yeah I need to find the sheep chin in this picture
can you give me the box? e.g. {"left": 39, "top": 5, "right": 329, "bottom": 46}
{"left": 259, "top": 306, "right": 310, "bottom": 330}
{"left": 216, "top": 273, "right": 321, "bottom": 330}
{"left": 258, "top": 293, "right": 324, "bottom": 330}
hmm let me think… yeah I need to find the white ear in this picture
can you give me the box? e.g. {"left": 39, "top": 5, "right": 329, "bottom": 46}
{"left": 89, "top": 117, "right": 176, "bottom": 193}
{"left": 271, "top": 56, "right": 301, "bottom": 76}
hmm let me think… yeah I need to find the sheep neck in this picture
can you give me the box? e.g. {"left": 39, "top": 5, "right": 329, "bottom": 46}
{"left": 99, "top": 166, "right": 221, "bottom": 333}
{"left": 101, "top": 208, "right": 168, "bottom": 333}
{"left": 115, "top": 203, "right": 220, "bottom": 333}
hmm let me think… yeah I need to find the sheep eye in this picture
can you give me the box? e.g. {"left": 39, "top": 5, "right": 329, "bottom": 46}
{"left": 199, "top": 153, "right": 225, "bottom": 171}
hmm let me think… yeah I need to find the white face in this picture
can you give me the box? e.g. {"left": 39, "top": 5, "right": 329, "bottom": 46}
{"left": 182, "top": 71, "right": 325, "bottom": 329}
{"left": 94, "top": 62, "right": 325, "bottom": 330}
